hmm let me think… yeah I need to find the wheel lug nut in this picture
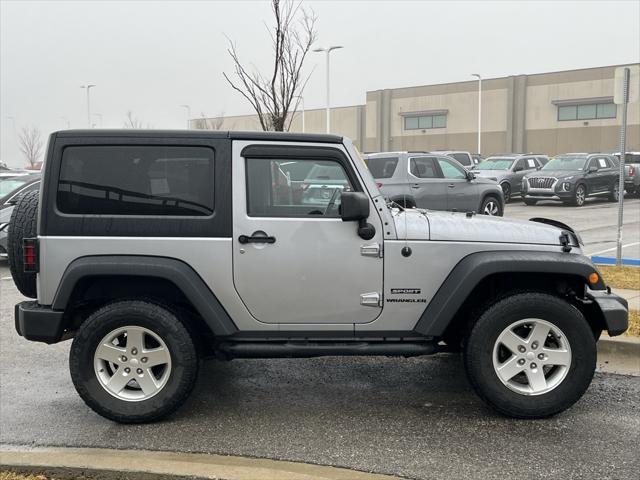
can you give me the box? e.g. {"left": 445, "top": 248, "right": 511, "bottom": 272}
{"left": 531, "top": 342, "right": 538, "bottom": 350}
{"left": 131, "top": 348, "right": 138, "bottom": 356}
{"left": 518, "top": 346, "right": 526, "bottom": 353}
{"left": 141, "top": 357, "right": 148, "bottom": 363}
{"left": 137, "top": 368, "right": 143, "bottom": 374}
{"left": 538, "top": 353, "right": 545, "bottom": 360}
{"left": 124, "top": 367, "right": 131, "bottom": 374}
{"left": 530, "top": 363, "right": 537, "bottom": 369}
{"left": 121, "top": 356, "right": 127, "bottom": 362}
{"left": 517, "top": 359, "right": 525, "bottom": 366}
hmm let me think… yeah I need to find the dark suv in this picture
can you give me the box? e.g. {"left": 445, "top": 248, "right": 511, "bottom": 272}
{"left": 522, "top": 153, "right": 620, "bottom": 206}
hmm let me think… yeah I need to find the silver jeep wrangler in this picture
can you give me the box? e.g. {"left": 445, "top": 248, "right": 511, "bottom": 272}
{"left": 9, "top": 130, "right": 628, "bottom": 423}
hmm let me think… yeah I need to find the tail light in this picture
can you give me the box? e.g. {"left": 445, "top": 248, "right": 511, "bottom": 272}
{"left": 376, "top": 182, "right": 383, "bottom": 189}
{"left": 630, "top": 166, "right": 636, "bottom": 176}
{"left": 23, "top": 238, "right": 38, "bottom": 272}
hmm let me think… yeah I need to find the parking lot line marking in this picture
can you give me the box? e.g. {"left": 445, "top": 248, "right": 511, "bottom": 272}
{"left": 588, "top": 242, "right": 640, "bottom": 256}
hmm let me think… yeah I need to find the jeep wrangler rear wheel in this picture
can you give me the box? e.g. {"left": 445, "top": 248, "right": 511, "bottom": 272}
{"left": 464, "top": 292, "right": 596, "bottom": 418}
{"left": 69, "top": 301, "right": 198, "bottom": 423}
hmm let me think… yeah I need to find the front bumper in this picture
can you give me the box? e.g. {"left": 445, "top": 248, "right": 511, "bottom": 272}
{"left": 522, "top": 190, "right": 574, "bottom": 201}
{"left": 15, "top": 301, "right": 65, "bottom": 344}
{"left": 586, "top": 289, "right": 629, "bottom": 336}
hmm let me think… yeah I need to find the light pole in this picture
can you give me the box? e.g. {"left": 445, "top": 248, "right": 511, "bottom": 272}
{"left": 313, "top": 45, "right": 343, "bottom": 133}
{"left": 81, "top": 84, "right": 96, "bottom": 128}
{"left": 471, "top": 74, "right": 482, "bottom": 155}
{"left": 293, "top": 95, "right": 305, "bottom": 133}
{"left": 180, "top": 105, "right": 191, "bottom": 129}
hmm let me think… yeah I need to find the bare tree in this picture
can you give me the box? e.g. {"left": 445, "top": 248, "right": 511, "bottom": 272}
{"left": 123, "top": 110, "right": 144, "bottom": 129}
{"left": 18, "top": 126, "right": 44, "bottom": 168}
{"left": 223, "top": 0, "right": 317, "bottom": 131}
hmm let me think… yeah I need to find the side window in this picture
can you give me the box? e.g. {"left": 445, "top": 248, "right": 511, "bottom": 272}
{"left": 437, "top": 158, "right": 466, "bottom": 179}
{"left": 57, "top": 145, "right": 215, "bottom": 216}
{"left": 587, "top": 158, "right": 599, "bottom": 171}
{"left": 365, "top": 157, "right": 399, "bottom": 179}
{"left": 525, "top": 158, "right": 538, "bottom": 169}
{"left": 410, "top": 157, "right": 439, "bottom": 179}
{"left": 597, "top": 157, "right": 609, "bottom": 169}
{"left": 246, "top": 158, "right": 354, "bottom": 217}
{"left": 514, "top": 159, "right": 528, "bottom": 171}
{"left": 450, "top": 153, "right": 471, "bottom": 166}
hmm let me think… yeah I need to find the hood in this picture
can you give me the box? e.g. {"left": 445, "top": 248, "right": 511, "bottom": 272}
{"left": 392, "top": 209, "right": 569, "bottom": 246}
{"left": 473, "top": 170, "right": 508, "bottom": 182}
{"left": 524, "top": 170, "right": 580, "bottom": 180}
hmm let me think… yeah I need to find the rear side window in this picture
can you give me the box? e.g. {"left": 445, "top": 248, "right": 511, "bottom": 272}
{"left": 410, "top": 157, "right": 439, "bottom": 178}
{"left": 365, "top": 157, "right": 399, "bottom": 179}
{"left": 57, "top": 145, "right": 214, "bottom": 216}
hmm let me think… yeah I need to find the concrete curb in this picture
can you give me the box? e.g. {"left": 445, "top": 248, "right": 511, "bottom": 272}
{"left": 0, "top": 445, "right": 402, "bottom": 480}
{"left": 597, "top": 336, "right": 640, "bottom": 376}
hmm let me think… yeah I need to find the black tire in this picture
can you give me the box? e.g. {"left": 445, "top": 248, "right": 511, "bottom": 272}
{"left": 7, "top": 189, "right": 39, "bottom": 298}
{"left": 463, "top": 292, "right": 596, "bottom": 419}
{"left": 571, "top": 183, "right": 587, "bottom": 206}
{"left": 69, "top": 300, "right": 199, "bottom": 423}
{"left": 523, "top": 198, "right": 537, "bottom": 206}
{"left": 501, "top": 183, "right": 511, "bottom": 203}
{"left": 608, "top": 182, "right": 620, "bottom": 202}
{"left": 480, "top": 195, "right": 503, "bottom": 216}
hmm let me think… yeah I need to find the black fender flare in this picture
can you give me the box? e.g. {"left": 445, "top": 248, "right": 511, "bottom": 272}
{"left": 52, "top": 255, "right": 238, "bottom": 336}
{"left": 413, "top": 250, "right": 606, "bottom": 336}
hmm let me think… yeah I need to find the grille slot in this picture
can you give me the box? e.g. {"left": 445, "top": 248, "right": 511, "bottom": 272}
{"left": 528, "top": 177, "right": 555, "bottom": 189}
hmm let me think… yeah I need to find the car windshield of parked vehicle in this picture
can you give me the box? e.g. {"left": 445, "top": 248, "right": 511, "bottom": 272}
{"left": 449, "top": 153, "right": 471, "bottom": 166}
{"left": 475, "top": 158, "right": 514, "bottom": 170}
{"left": 365, "top": 157, "right": 399, "bottom": 179}
{"left": 542, "top": 156, "right": 587, "bottom": 171}
{"left": 0, "top": 177, "right": 32, "bottom": 196}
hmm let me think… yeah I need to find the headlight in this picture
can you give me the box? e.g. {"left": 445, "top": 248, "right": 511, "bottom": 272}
{"left": 562, "top": 182, "right": 572, "bottom": 191}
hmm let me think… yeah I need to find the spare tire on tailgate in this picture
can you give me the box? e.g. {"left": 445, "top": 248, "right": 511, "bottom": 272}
{"left": 8, "top": 189, "right": 39, "bottom": 298}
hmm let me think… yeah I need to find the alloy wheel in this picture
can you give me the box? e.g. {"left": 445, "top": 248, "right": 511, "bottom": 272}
{"left": 94, "top": 326, "right": 172, "bottom": 402}
{"left": 492, "top": 318, "right": 571, "bottom": 396}
{"left": 575, "top": 185, "right": 586, "bottom": 206}
{"left": 483, "top": 200, "right": 500, "bottom": 215}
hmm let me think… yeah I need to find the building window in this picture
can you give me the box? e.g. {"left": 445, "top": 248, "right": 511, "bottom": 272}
{"left": 557, "top": 102, "right": 616, "bottom": 121}
{"left": 404, "top": 114, "right": 447, "bottom": 130}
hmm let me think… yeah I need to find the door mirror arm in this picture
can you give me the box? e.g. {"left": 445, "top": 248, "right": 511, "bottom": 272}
{"left": 466, "top": 171, "right": 476, "bottom": 181}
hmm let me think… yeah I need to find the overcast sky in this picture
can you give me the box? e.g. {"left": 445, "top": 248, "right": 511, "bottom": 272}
{"left": 1, "top": 0, "right": 639, "bottom": 167}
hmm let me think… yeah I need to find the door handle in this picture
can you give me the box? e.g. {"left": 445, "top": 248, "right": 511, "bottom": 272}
{"left": 238, "top": 235, "right": 276, "bottom": 244}
{"left": 411, "top": 184, "right": 420, "bottom": 189}
{"left": 447, "top": 184, "right": 455, "bottom": 188}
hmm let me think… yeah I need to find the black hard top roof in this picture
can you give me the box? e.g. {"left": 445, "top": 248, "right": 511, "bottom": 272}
{"left": 54, "top": 129, "right": 343, "bottom": 144}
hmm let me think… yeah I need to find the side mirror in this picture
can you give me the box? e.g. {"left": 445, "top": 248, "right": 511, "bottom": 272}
{"left": 466, "top": 171, "right": 476, "bottom": 181}
{"left": 340, "top": 191, "right": 375, "bottom": 240}
{"left": 513, "top": 166, "right": 523, "bottom": 172}
{"left": 588, "top": 166, "right": 598, "bottom": 173}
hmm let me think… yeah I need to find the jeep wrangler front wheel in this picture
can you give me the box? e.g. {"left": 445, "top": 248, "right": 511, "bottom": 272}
{"left": 69, "top": 301, "right": 199, "bottom": 423}
{"left": 464, "top": 293, "right": 596, "bottom": 418}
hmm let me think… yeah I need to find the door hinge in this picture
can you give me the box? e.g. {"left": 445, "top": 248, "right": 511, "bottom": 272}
{"left": 360, "top": 292, "right": 382, "bottom": 307}
{"left": 360, "top": 243, "right": 383, "bottom": 258}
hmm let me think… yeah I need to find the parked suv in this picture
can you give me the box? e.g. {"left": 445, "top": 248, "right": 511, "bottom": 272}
{"left": 522, "top": 153, "right": 620, "bottom": 206}
{"left": 431, "top": 150, "right": 478, "bottom": 169}
{"left": 10, "top": 130, "right": 627, "bottom": 423}
{"left": 365, "top": 152, "right": 504, "bottom": 215}
{"left": 612, "top": 151, "right": 640, "bottom": 197}
{"left": 0, "top": 174, "right": 41, "bottom": 258}
{"left": 472, "top": 154, "right": 544, "bottom": 202}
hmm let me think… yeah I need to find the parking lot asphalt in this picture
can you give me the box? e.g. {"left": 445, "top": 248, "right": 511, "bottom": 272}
{"left": 1, "top": 199, "right": 639, "bottom": 480}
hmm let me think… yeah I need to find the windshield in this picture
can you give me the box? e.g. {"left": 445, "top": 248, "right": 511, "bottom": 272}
{"left": 475, "top": 158, "right": 514, "bottom": 170}
{"left": 0, "top": 177, "right": 32, "bottom": 196}
{"left": 542, "top": 156, "right": 587, "bottom": 171}
{"left": 449, "top": 153, "right": 470, "bottom": 166}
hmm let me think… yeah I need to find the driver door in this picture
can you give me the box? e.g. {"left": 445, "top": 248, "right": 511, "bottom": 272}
{"left": 232, "top": 142, "right": 384, "bottom": 325}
